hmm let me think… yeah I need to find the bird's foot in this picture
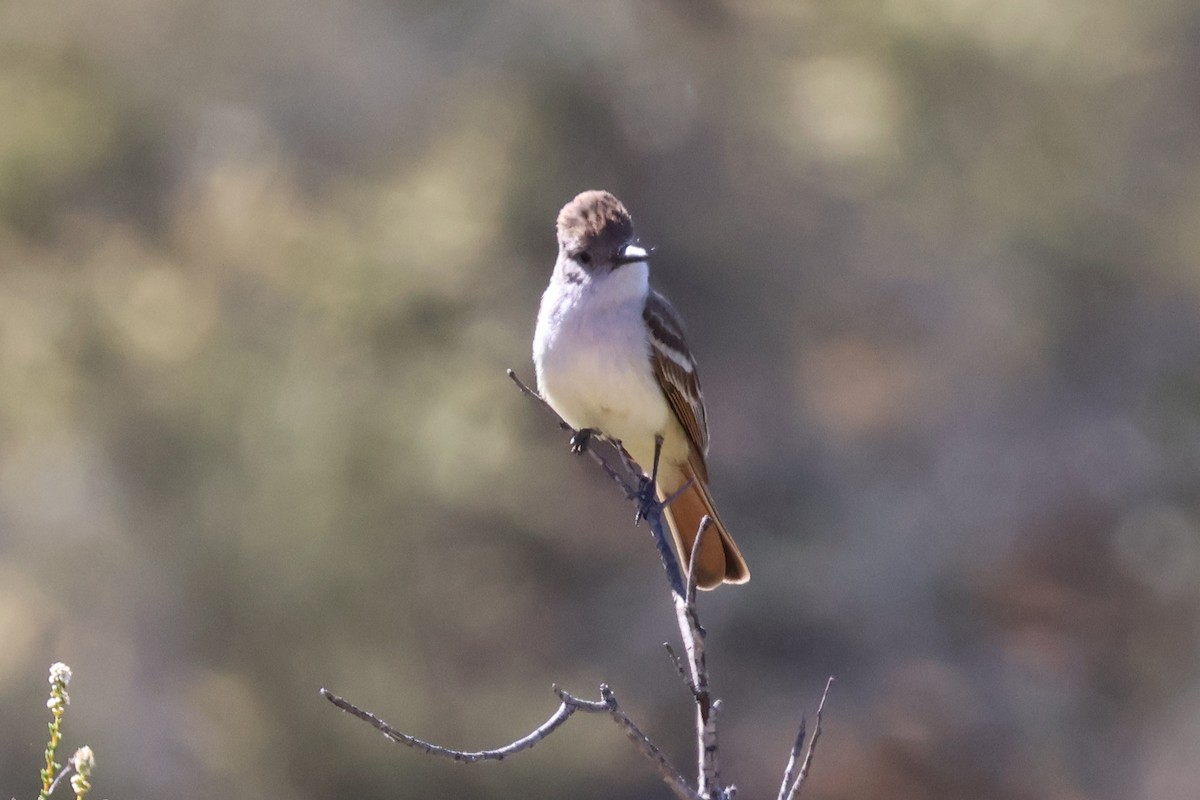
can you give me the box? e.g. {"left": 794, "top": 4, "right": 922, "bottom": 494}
{"left": 633, "top": 474, "right": 660, "bottom": 527}
{"left": 569, "top": 428, "right": 595, "bottom": 454}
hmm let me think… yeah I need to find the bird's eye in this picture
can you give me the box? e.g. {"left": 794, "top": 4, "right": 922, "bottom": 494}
{"left": 576, "top": 252, "right": 592, "bottom": 264}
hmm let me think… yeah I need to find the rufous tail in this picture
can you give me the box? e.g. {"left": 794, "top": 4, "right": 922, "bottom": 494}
{"left": 660, "top": 461, "right": 750, "bottom": 590}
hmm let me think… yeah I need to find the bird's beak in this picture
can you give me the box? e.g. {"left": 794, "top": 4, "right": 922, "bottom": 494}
{"left": 614, "top": 243, "right": 650, "bottom": 265}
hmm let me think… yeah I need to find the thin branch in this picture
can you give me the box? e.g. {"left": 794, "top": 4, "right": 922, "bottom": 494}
{"left": 642, "top": 479, "right": 689, "bottom": 596}
{"left": 684, "top": 516, "right": 713, "bottom": 605}
{"left": 671, "top": 516, "right": 720, "bottom": 795}
{"left": 633, "top": 436, "right": 699, "bottom": 599}
{"left": 663, "top": 642, "right": 698, "bottom": 696}
{"left": 507, "top": 370, "right": 641, "bottom": 502}
{"left": 597, "top": 685, "right": 704, "bottom": 800}
{"left": 321, "top": 685, "right": 702, "bottom": 800}
{"left": 506, "top": 368, "right": 572, "bottom": 434}
{"left": 321, "top": 686, "right": 587, "bottom": 762}
{"left": 776, "top": 719, "right": 806, "bottom": 800}
{"left": 781, "top": 677, "right": 834, "bottom": 800}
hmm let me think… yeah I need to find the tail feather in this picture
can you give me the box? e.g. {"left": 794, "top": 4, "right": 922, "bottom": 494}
{"left": 660, "top": 461, "right": 750, "bottom": 590}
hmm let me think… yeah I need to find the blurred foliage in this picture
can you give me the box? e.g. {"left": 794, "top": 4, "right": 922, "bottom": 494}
{"left": 3, "top": 1, "right": 1200, "bottom": 798}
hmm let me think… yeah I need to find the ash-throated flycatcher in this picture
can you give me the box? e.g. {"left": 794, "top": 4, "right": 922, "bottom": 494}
{"left": 533, "top": 190, "right": 750, "bottom": 589}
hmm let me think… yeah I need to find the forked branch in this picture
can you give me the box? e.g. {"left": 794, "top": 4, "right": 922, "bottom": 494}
{"left": 320, "top": 685, "right": 700, "bottom": 800}
{"left": 321, "top": 369, "right": 832, "bottom": 800}
{"left": 777, "top": 676, "right": 835, "bottom": 800}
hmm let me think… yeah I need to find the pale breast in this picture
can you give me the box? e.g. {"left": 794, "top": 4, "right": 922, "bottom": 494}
{"left": 534, "top": 284, "right": 670, "bottom": 443}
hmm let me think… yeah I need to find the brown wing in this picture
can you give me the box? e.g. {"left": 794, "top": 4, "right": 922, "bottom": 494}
{"left": 643, "top": 289, "right": 710, "bottom": 482}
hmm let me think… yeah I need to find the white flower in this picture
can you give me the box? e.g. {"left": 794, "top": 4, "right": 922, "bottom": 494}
{"left": 49, "top": 662, "right": 73, "bottom": 687}
{"left": 71, "top": 746, "right": 95, "bottom": 774}
{"left": 71, "top": 746, "right": 95, "bottom": 795}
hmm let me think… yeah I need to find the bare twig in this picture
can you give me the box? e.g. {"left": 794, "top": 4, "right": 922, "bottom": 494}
{"left": 643, "top": 501, "right": 687, "bottom": 596}
{"left": 779, "top": 677, "right": 834, "bottom": 800}
{"left": 663, "top": 642, "right": 698, "bottom": 695}
{"left": 596, "top": 685, "right": 704, "bottom": 800}
{"left": 506, "top": 368, "right": 572, "bottom": 434}
{"left": 684, "top": 516, "right": 713, "bottom": 605}
{"left": 641, "top": 439, "right": 690, "bottom": 597}
{"left": 776, "top": 718, "right": 807, "bottom": 800}
{"left": 321, "top": 686, "right": 587, "bottom": 762}
{"left": 672, "top": 517, "right": 721, "bottom": 794}
{"left": 321, "top": 685, "right": 701, "bottom": 800}
{"left": 507, "top": 370, "right": 645, "bottom": 502}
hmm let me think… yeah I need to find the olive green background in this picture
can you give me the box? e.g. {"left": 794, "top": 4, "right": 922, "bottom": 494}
{"left": 3, "top": 2, "right": 1200, "bottom": 798}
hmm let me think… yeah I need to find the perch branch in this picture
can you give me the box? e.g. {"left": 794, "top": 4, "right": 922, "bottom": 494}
{"left": 673, "top": 517, "right": 720, "bottom": 794}
{"left": 508, "top": 369, "right": 637, "bottom": 500}
{"left": 508, "top": 369, "right": 688, "bottom": 596}
{"left": 322, "top": 369, "right": 833, "bottom": 800}
{"left": 509, "top": 369, "right": 730, "bottom": 795}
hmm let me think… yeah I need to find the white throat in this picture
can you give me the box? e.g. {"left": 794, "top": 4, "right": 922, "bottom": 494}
{"left": 533, "top": 257, "right": 670, "bottom": 453}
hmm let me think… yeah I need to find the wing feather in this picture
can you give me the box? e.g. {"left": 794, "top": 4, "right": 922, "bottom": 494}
{"left": 644, "top": 290, "right": 710, "bottom": 481}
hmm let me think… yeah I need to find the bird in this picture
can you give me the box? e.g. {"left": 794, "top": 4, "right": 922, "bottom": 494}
{"left": 532, "top": 190, "right": 749, "bottom": 589}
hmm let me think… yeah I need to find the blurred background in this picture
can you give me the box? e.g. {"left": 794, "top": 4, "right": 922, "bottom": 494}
{"left": 3, "top": 1, "right": 1200, "bottom": 798}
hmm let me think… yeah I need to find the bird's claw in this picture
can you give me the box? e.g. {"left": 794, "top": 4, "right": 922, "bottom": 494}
{"left": 570, "top": 428, "right": 594, "bottom": 454}
{"left": 633, "top": 474, "right": 659, "bottom": 526}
